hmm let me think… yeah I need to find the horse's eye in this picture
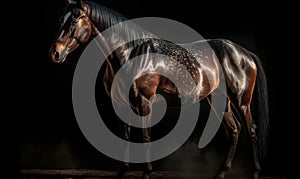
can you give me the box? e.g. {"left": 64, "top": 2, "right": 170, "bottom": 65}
{"left": 71, "top": 15, "right": 85, "bottom": 25}
{"left": 71, "top": 16, "right": 80, "bottom": 25}
{"left": 71, "top": 20, "right": 77, "bottom": 25}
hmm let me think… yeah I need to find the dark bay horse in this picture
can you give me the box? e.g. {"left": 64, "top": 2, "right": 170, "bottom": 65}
{"left": 49, "top": 0, "right": 269, "bottom": 178}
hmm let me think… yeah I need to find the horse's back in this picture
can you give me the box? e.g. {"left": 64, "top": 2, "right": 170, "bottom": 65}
{"left": 129, "top": 38, "right": 257, "bottom": 101}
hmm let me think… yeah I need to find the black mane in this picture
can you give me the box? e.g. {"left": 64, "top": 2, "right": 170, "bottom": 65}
{"left": 85, "top": 1, "right": 127, "bottom": 32}
{"left": 84, "top": 1, "right": 147, "bottom": 45}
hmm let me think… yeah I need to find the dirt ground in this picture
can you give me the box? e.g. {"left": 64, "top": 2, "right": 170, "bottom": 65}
{"left": 20, "top": 169, "right": 286, "bottom": 179}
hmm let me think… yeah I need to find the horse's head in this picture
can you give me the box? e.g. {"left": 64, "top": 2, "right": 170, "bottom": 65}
{"left": 49, "top": 0, "right": 95, "bottom": 63}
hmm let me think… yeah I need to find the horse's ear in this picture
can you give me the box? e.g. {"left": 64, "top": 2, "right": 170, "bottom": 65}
{"left": 67, "top": 0, "right": 86, "bottom": 11}
{"left": 67, "top": 0, "right": 75, "bottom": 4}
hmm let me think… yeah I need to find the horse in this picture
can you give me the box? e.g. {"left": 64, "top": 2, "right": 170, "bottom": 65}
{"left": 49, "top": 0, "right": 269, "bottom": 178}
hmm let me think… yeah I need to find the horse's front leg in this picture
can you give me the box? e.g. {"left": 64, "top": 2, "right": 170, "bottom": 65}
{"left": 133, "top": 74, "right": 160, "bottom": 178}
{"left": 138, "top": 95, "right": 153, "bottom": 179}
{"left": 142, "top": 119, "right": 152, "bottom": 179}
{"left": 114, "top": 122, "right": 130, "bottom": 179}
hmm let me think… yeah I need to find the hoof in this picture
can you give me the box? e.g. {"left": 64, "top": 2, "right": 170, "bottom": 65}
{"left": 253, "top": 171, "right": 260, "bottom": 179}
{"left": 114, "top": 171, "right": 125, "bottom": 179}
{"left": 142, "top": 162, "right": 152, "bottom": 179}
{"left": 214, "top": 172, "right": 225, "bottom": 179}
{"left": 142, "top": 173, "right": 150, "bottom": 179}
{"left": 214, "top": 175, "right": 225, "bottom": 179}
{"left": 114, "top": 164, "right": 129, "bottom": 179}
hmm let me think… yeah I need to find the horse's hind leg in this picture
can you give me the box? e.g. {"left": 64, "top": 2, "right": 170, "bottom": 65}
{"left": 236, "top": 104, "right": 261, "bottom": 179}
{"left": 210, "top": 99, "right": 241, "bottom": 179}
{"left": 230, "top": 93, "right": 260, "bottom": 179}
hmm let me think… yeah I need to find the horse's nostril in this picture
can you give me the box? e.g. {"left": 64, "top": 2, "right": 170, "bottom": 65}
{"left": 54, "top": 51, "right": 59, "bottom": 60}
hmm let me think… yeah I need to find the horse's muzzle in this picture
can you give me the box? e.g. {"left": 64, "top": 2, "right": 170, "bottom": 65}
{"left": 49, "top": 49, "right": 62, "bottom": 63}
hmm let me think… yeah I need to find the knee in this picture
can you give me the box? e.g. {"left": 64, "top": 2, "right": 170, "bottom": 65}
{"left": 231, "top": 129, "right": 240, "bottom": 143}
{"left": 230, "top": 123, "right": 241, "bottom": 143}
{"left": 250, "top": 124, "right": 257, "bottom": 139}
{"left": 122, "top": 132, "right": 130, "bottom": 141}
{"left": 143, "top": 135, "right": 151, "bottom": 143}
{"left": 236, "top": 121, "right": 241, "bottom": 134}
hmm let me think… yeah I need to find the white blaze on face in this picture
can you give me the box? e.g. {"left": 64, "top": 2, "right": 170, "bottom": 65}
{"left": 58, "top": 11, "right": 72, "bottom": 39}
{"left": 63, "top": 11, "right": 72, "bottom": 26}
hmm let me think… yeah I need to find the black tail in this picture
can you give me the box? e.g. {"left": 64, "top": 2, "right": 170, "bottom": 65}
{"left": 250, "top": 53, "right": 269, "bottom": 162}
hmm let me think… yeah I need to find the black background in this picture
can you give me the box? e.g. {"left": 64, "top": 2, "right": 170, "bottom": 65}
{"left": 12, "top": 0, "right": 295, "bottom": 178}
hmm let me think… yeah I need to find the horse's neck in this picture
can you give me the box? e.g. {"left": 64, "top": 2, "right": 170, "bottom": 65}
{"left": 86, "top": 2, "right": 153, "bottom": 94}
{"left": 100, "top": 34, "right": 136, "bottom": 95}
{"left": 86, "top": 2, "right": 151, "bottom": 65}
